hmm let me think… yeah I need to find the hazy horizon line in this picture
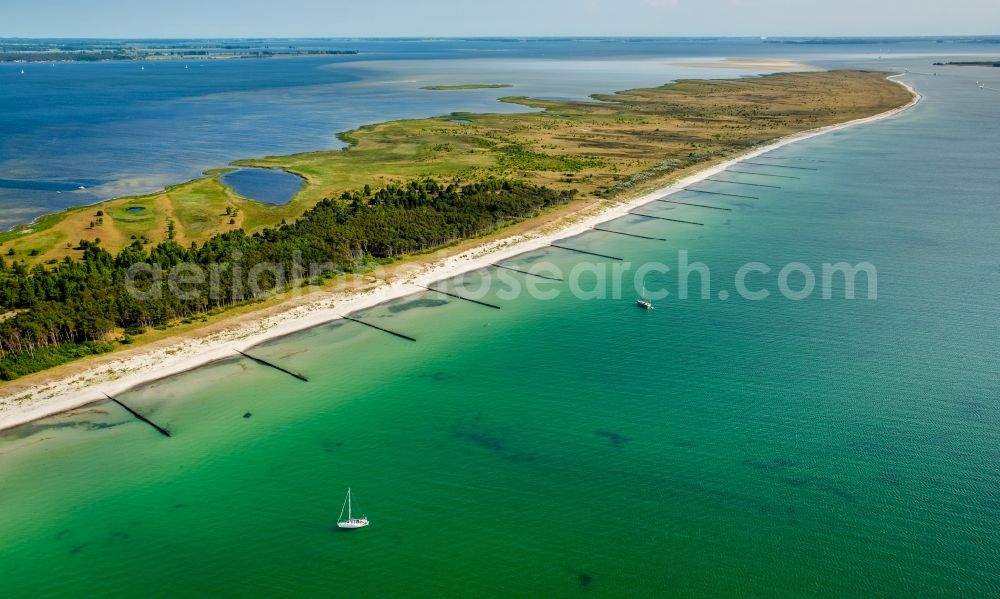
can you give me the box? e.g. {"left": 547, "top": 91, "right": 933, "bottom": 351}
{"left": 2, "top": 34, "right": 999, "bottom": 41}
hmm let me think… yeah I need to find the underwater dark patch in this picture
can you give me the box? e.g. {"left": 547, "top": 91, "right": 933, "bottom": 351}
{"left": 451, "top": 428, "right": 506, "bottom": 452}
{"left": 2, "top": 418, "right": 125, "bottom": 440}
{"left": 503, "top": 452, "right": 539, "bottom": 464}
{"left": 958, "top": 398, "right": 986, "bottom": 419}
{"left": 321, "top": 438, "right": 345, "bottom": 453}
{"left": 451, "top": 415, "right": 508, "bottom": 453}
{"left": 386, "top": 298, "right": 450, "bottom": 314}
{"left": 595, "top": 430, "right": 630, "bottom": 447}
{"left": 420, "top": 371, "right": 455, "bottom": 382}
{"left": 510, "top": 253, "right": 547, "bottom": 265}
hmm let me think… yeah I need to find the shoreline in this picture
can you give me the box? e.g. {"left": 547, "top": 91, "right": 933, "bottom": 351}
{"left": 0, "top": 75, "right": 921, "bottom": 432}
{"left": 670, "top": 58, "right": 815, "bottom": 71}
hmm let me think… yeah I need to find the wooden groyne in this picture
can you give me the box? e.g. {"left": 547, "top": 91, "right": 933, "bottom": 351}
{"left": 743, "top": 161, "right": 818, "bottom": 171}
{"left": 706, "top": 178, "right": 782, "bottom": 189}
{"left": 103, "top": 394, "right": 171, "bottom": 438}
{"left": 654, "top": 199, "right": 732, "bottom": 211}
{"left": 236, "top": 350, "right": 309, "bottom": 382}
{"left": 591, "top": 226, "right": 667, "bottom": 241}
{"left": 491, "top": 263, "right": 564, "bottom": 282}
{"left": 420, "top": 285, "right": 501, "bottom": 309}
{"left": 752, "top": 156, "right": 827, "bottom": 163}
{"left": 629, "top": 212, "right": 704, "bottom": 226}
{"left": 341, "top": 315, "right": 417, "bottom": 342}
{"left": 683, "top": 188, "right": 759, "bottom": 200}
{"left": 549, "top": 244, "right": 624, "bottom": 261}
{"left": 727, "top": 169, "right": 800, "bottom": 179}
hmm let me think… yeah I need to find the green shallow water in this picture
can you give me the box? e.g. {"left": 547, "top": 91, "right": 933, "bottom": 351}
{"left": 2, "top": 69, "right": 1000, "bottom": 597}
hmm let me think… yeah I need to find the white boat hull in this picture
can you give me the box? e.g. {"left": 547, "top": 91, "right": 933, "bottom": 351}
{"left": 337, "top": 488, "right": 368, "bottom": 529}
{"left": 337, "top": 518, "right": 369, "bottom": 529}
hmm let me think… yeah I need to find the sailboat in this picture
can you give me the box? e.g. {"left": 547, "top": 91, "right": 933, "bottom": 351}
{"left": 636, "top": 283, "right": 653, "bottom": 310}
{"left": 337, "top": 488, "right": 369, "bottom": 529}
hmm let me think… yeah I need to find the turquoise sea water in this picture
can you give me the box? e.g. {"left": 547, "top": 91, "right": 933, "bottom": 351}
{"left": 2, "top": 51, "right": 1000, "bottom": 596}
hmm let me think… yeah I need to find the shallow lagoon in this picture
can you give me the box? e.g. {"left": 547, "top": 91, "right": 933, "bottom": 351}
{"left": 221, "top": 167, "right": 303, "bottom": 205}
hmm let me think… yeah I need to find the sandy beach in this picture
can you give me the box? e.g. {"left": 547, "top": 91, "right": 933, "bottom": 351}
{"left": 672, "top": 57, "right": 817, "bottom": 71}
{"left": 0, "top": 75, "right": 920, "bottom": 432}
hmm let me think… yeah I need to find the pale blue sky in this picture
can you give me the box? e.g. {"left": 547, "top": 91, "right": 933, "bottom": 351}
{"left": 2, "top": 0, "right": 997, "bottom": 38}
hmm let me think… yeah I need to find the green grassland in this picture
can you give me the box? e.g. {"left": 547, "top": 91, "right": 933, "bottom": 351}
{"left": 0, "top": 71, "right": 912, "bottom": 266}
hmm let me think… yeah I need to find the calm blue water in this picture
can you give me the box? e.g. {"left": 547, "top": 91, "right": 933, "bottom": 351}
{"left": 221, "top": 167, "right": 303, "bottom": 204}
{"left": 3, "top": 37, "right": 997, "bottom": 228}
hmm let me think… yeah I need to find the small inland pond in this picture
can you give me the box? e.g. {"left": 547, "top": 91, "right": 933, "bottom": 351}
{"left": 221, "top": 168, "right": 303, "bottom": 205}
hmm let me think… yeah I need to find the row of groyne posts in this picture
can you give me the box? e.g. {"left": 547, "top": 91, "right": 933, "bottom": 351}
{"left": 99, "top": 155, "right": 819, "bottom": 438}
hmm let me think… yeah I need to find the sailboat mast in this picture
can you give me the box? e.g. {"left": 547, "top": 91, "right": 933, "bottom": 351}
{"left": 338, "top": 488, "right": 350, "bottom": 523}
{"left": 348, "top": 488, "right": 352, "bottom": 520}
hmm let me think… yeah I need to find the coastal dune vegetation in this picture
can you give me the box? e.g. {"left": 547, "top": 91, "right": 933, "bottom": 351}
{"left": 0, "top": 179, "right": 573, "bottom": 379}
{"left": 0, "top": 70, "right": 912, "bottom": 379}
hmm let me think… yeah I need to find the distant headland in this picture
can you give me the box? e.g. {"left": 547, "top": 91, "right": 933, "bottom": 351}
{"left": 0, "top": 39, "right": 359, "bottom": 62}
{"left": 932, "top": 60, "right": 1000, "bottom": 67}
{"left": 421, "top": 83, "right": 514, "bottom": 90}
